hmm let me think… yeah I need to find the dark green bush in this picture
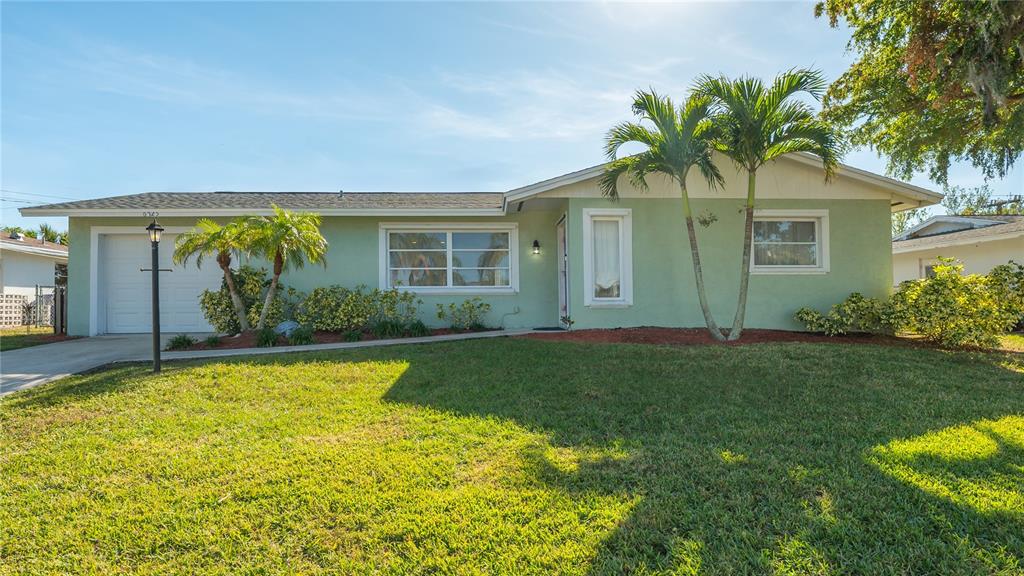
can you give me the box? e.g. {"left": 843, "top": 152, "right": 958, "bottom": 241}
{"left": 436, "top": 298, "right": 492, "bottom": 331}
{"left": 406, "top": 319, "right": 431, "bottom": 337}
{"left": 204, "top": 335, "right": 222, "bottom": 348}
{"left": 256, "top": 327, "right": 279, "bottom": 348}
{"left": 344, "top": 330, "right": 362, "bottom": 342}
{"left": 166, "top": 334, "right": 197, "bottom": 351}
{"left": 287, "top": 324, "right": 315, "bottom": 346}
{"left": 372, "top": 319, "right": 408, "bottom": 340}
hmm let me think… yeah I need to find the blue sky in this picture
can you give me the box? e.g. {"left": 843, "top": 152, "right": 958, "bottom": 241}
{"left": 2, "top": 1, "right": 1021, "bottom": 232}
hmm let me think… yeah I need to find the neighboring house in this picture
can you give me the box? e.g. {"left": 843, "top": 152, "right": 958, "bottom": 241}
{"left": 893, "top": 215, "right": 1024, "bottom": 283}
{"left": 0, "top": 232, "right": 68, "bottom": 300}
{"left": 21, "top": 152, "right": 940, "bottom": 336}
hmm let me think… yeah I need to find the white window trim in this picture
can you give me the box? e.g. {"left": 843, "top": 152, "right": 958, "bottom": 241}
{"left": 751, "top": 209, "right": 830, "bottom": 275}
{"left": 378, "top": 222, "right": 519, "bottom": 295}
{"left": 582, "top": 208, "right": 633, "bottom": 307}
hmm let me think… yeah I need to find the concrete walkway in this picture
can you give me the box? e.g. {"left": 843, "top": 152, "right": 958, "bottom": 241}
{"left": 1, "top": 329, "right": 534, "bottom": 396}
{"left": 1, "top": 334, "right": 158, "bottom": 395}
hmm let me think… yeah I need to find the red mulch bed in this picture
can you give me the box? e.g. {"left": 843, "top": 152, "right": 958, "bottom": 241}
{"left": 523, "top": 327, "right": 908, "bottom": 347}
{"left": 178, "top": 328, "right": 498, "bottom": 351}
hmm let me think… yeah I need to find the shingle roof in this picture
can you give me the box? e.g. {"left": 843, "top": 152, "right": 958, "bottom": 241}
{"left": 0, "top": 234, "right": 68, "bottom": 257}
{"left": 22, "top": 191, "right": 505, "bottom": 212}
{"left": 893, "top": 215, "right": 1024, "bottom": 251}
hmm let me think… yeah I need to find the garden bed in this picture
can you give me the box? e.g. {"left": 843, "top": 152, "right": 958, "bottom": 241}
{"left": 175, "top": 327, "right": 501, "bottom": 351}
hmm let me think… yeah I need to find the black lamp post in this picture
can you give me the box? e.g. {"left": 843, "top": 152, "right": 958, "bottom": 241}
{"left": 146, "top": 220, "right": 164, "bottom": 373}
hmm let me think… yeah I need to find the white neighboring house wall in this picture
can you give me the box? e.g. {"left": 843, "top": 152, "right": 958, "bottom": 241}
{"left": 892, "top": 216, "right": 1024, "bottom": 284}
{"left": 0, "top": 239, "right": 68, "bottom": 302}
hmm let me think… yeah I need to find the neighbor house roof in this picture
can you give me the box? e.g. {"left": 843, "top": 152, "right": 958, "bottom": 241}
{"left": 892, "top": 215, "right": 1024, "bottom": 254}
{"left": 20, "top": 192, "right": 507, "bottom": 217}
{"left": 0, "top": 234, "right": 69, "bottom": 260}
{"left": 19, "top": 152, "right": 941, "bottom": 217}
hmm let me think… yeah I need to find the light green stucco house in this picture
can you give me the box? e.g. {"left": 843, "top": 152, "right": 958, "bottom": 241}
{"left": 22, "top": 153, "right": 941, "bottom": 337}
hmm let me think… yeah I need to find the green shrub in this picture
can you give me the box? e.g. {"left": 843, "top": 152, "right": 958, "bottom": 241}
{"left": 296, "top": 285, "right": 421, "bottom": 333}
{"left": 344, "top": 330, "right": 362, "bottom": 342}
{"left": 166, "top": 334, "right": 197, "bottom": 351}
{"left": 198, "top": 266, "right": 292, "bottom": 334}
{"left": 204, "top": 335, "right": 222, "bottom": 348}
{"left": 406, "top": 319, "right": 431, "bottom": 337}
{"left": 989, "top": 260, "right": 1024, "bottom": 330}
{"left": 287, "top": 324, "right": 315, "bottom": 346}
{"left": 796, "top": 259, "right": 1024, "bottom": 348}
{"left": 436, "top": 298, "right": 492, "bottom": 331}
{"left": 375, "top": 288, "right": 421, "bottom": 325}
{"left": 256, "top": 326, "right": 279, "bottom": 348}
{"left": 890, "top": 259, "right": 1019, "bottom": 348}
{"left": 372, "top": 319, "right": 408, "bottom": 340}
{"left": 296, "top": 285, "right": 375, "bottom": 332}
{"left": 794, "top": 292, "right": 885, "bottom": 336}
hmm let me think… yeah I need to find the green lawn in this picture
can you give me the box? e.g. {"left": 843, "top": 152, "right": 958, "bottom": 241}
{"left": 0, "top": 326, "right": 65, "bottom": 352}
{"left": 2, "top": 339, "right": 1022, "bottom": 575}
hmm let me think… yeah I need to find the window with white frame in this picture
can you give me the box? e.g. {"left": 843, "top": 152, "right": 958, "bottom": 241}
{"left": 752, "top": 210, "right": 829, "bottom": 273}
{"left": 583, "top": 208, "right": 633, "bottom": 306}
{"left": 381, "top": 225, "right": 516, "bottom": 291}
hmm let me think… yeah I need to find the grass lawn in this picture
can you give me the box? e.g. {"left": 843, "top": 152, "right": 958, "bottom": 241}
{"left": 0, "top": 326, "right": 68, "bottom": 352}
{"left": 2, "top": 339, "right": 1022, "bottom": 575}
{"left": 1003, "top": 333, "right": 1024, "bottom": 352}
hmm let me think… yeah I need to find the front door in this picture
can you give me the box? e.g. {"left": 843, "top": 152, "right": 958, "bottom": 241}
{"left": 556, "top": 214, "right": 569, "bottom": 328}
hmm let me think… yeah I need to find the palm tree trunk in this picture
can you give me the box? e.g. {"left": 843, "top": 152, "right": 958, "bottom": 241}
{"left": 680, "top": 183, "right": 726, "bottom": 341}
{"left": 256, "top": 252, "right": 283, "bottom": 330}
{"left": 219, "top": 264, "right": 250, "bottom": 333}
{"left": 728, "top": 170, "right": 757, "bottom": 341}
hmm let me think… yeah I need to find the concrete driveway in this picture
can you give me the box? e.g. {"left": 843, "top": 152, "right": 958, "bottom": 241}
{"left": 1, "top": 334, "right": 170, "bottom": 396}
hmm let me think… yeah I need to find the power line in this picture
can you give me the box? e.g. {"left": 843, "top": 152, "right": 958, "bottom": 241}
{"left": 0, "top": 189, "right": 79, "bottom": 201}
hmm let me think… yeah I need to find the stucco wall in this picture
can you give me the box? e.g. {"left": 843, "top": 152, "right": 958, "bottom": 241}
{"left": 68, "top": 195, "right": 893, "bottom": 336}
{"left": 893, "top": 236, "right": 1024, "bottom": 284}
{"left": 0, "top": 251, "right": 58, "bottom": 300}
{"left": 566, "top": 197, "right": 893, "bottom": 330}
{"left": 67, "top": 211, "right": 563, "bottom": 336}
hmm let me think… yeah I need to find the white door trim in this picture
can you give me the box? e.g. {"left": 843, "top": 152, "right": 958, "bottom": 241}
{"left": 89, "top": 226, "right": 194, "bottom": 336}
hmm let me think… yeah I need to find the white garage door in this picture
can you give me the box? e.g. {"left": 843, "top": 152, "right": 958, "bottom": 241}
{"left": 102, "top": 234, "right": 221, "bottom": 333}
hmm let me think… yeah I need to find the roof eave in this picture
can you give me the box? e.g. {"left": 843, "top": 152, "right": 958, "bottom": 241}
{"left": 503, "top": 153, "right": 944, "bottom": 207}
{"left": 20, "top": 207, "right": 507, "bottom": 218}
{"left": 893, "top": 229, "right": 1024, "bottom": 254}
{"left": 0, "top": 243, "right": 69, "bottom": 259}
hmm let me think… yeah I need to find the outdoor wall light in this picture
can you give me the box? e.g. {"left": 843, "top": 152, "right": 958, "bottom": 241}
{"left": 532, "top": 239, "right": 541, "bottom": 255}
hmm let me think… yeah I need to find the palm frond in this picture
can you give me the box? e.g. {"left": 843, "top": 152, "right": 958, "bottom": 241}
{"left": 604, "top": 122, "right": 661, "bottom": 160}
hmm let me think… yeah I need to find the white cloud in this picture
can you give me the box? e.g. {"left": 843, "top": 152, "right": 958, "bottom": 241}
{"left": 417, "top": 67, "right": 692, "bottom": 142}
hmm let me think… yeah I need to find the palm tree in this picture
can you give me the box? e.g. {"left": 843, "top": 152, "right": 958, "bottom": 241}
{"left": 601, "top": 90, "right": 727, "bottom": 341}
{"left": 38, "top": 223, "right": 60, "bottom": 243}
{"left": 244, "top": 205, "right": 328, "bottom": 330}
{"left": 173, "top": 219, "right": 251, "bottom": 333}
{"left": 695, "top": 69, "right": 843, "bottom": 340}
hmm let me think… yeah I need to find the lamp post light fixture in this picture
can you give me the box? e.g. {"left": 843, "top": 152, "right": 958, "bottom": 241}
{"left": 532, "top": 239, "right": 541, "bottom": 255}
{"left": 145, "top": 220, "right": 164, "bottom": 373}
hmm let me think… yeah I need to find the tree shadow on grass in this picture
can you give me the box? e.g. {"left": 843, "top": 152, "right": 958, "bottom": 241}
{"left": 2, "top": 363, "right": 159, "bottom": 411}
{"left": 380, "top": 338, "right": 1024, "bottom": 574}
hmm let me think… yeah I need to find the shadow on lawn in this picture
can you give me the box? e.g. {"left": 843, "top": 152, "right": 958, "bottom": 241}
{"left": 381, "top": 339, "right": 1024, "bottom": 574}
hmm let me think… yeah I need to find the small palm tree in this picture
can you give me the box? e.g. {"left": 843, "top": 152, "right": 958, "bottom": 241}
{"left": 38, "top": 223, "right": 60, "bottom": 243}
{"left": 173, "top": 219, "right": 250, "bottom": 333}
{"left": 244, "top": 205, "right": 328, "bottom": 330}
{"left": 601, "top": 90, "right": 727, "bottom": 341}
{"left": 695, "top": 69, "right": 844, "bottom": 340}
